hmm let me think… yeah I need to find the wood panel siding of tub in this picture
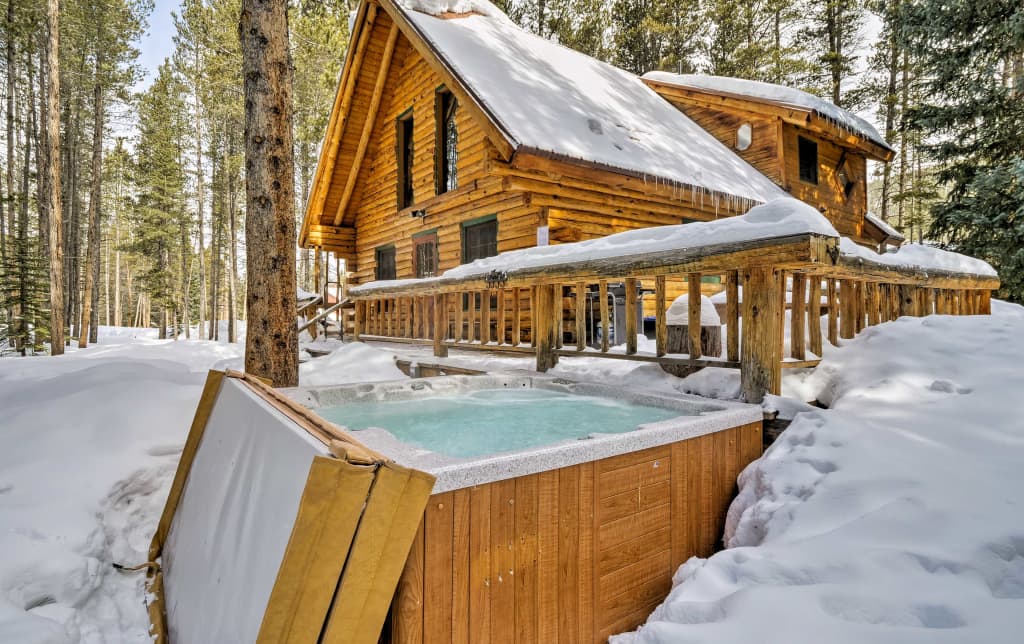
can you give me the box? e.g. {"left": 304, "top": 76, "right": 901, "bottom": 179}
{"left": 384, "top": 421, "right": 763, "bottom": 643}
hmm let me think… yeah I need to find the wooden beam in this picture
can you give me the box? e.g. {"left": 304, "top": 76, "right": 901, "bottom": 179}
{"left": 740, "top": 266, "right": 783, "bottom": 403}
{"left": 332, "top": 23, "right": 400, "bottom": 226}
{"left": 655, "top": 276, "right": 666, "bottom": 357}
{"left": 688, "top": 273, "right": 702, "bottom": 359}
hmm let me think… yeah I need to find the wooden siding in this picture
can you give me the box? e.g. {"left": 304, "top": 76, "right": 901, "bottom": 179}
{"left": 781, "top": 124, "right": 868, "bottom": 239}
{"left": 385, "top": 421, "right": 763, "bottom": 643}
{"left": 667, "top": 103, "right": 783, "bottom": 185}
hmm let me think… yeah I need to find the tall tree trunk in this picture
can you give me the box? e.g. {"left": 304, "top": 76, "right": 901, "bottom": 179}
{"left": 80, "top": 49, "right": 103, "bottom": 347}
{"left": 227, "top": 124, "right": 238, "bottom": 344}
{"left": 195, "top": 47, "right": 207, "bottom": 341}
{"left": 113, "top": 163, "right": 122, "bottom": 327}
{"left": 879, "top": 0, "right": 899, "bottom": 223}
{"left": 897, "top": 48, "right": 909, "bottom": 231}
{"left": 241, "top": 0, "right": 298, "bottom": 387}
{"left": 46, "top": 0, "right": 64, "bottom": 354}
{"left": 1, "top": 0, "right": 11, "bottom": 271}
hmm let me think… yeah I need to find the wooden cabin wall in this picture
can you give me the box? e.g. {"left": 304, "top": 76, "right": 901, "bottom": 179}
{"left": 781, "top": 124, "right": 868, "bottom": 239}
{"left": 385, "top": 422, "right": 762, "bottom": 644}
{"left": 668, "top": 103, "right": 783, "bottom": 185}
{"left": 346, "top": 25, "right": 541, "bottom": 283}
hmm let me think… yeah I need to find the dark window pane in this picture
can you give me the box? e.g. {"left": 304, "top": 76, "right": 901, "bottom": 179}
{"left": 375, "top": 246, "right": 396, "bottom": 280}
{"left": 461, "top": 219, "right": 498, "bottom": 264}
{"left": 414, "top": 234, "right": 438, "bottom": 278}
{"left": 798, "top": 136, "right": 818, "bottom": 184}
{"left": 397, "top": 113, "right": 414, "bottom": 209}
{"left": 436, "top": 90, "right": 459, "bottom": 194}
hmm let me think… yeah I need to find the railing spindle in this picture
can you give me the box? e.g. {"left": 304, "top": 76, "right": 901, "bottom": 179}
{"left": 655, "top": 276, "right": 666, "bottom": 357}
{"left": 688, "top": 273, "right": 702, "bottom": 359}
{"left": 576, "top": 282, "right": 587, "bottom": 352}
{"left": 791, "top": 273, "right": 806, "bottom": 360}
{"left": 625, "top": 278, "right": 638, "bottom": 355}
{"left": 726, "top": 270, "right": 739, "bottom": 362}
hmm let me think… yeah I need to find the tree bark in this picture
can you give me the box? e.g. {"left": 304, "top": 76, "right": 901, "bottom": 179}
{"left": 227, "top": 124, "right": 238, "bottom": 344}
{"left": 240, "top": 0, "right": 297, "bottom": 386}
{"left": 46, "top": 0, "right": 64, "bottom": 354}
{"left": 80, "top": 48, "right": 104, "bottom": 347}
{"left": 195, "top": 46, "right": 207, "bottom": 342}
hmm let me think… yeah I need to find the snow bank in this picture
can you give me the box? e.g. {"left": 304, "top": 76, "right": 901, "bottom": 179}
{"left": 397, "top": 1, "right": 786, "bottom": 204}
{"left": 666, "top": 294, "right": 720, "bottom": 326}
{"left": 840, "top": 237, "right": 997, "bottom": 277}
{"left": 353, "top": 198, "right": 837, "bottom": 292}
{"left": 644, "top": 72, "right": 891, "bottom": 152}
{"left": 299, "top": 342, "right": 407, "bottom": 387}
{"left": 0, "top": 336, "right": 243, "bottom": 643}
{"left": 615, "top": 302, "right": 1024, "bottom": 644}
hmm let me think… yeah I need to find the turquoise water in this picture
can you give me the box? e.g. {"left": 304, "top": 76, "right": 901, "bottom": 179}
{"left": 317, "top": 388, "right": 683, "bottom": 458}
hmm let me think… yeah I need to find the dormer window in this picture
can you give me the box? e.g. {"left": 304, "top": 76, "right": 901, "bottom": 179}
{"left": 736, "top": 123, "right": 752, "bottom": 151}
{"left": 396, "top": 109, "right": 414, "bottom": 209}
{"left": 435, "top": 87, "right": 458, "bottom": 194}
{"left": 798, "top": 136, "right": 819, "bottom": 185}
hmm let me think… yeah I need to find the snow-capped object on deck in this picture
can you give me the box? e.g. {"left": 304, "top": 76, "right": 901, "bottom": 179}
{"left": 666, "top": 294, "right": 721, "bottom": 326}
{"left": 352, "top": 198, "right": 837, "bottom": 292}
{"left": 864, "top": 211, "right": 905, "bottom": 242}
{"left": 392, "top": 0, "right": 787, "bottom": 206}
{"left": 643, "top": 71, "right": 892, "bottom": 154}
{"left": 839, "top": 237, "right": 997, "bottom": 277}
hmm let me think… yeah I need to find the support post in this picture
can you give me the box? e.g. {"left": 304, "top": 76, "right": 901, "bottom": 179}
{"left": 496, "top": 288, "right": 506, "bottom": 345}
{"left": 839, "top": 279, "right": 855, "bottom": 339}
{"left": 511, "top": 287, "right": 521, "bottom": 346}
{"left": 687, "top": 273, "right": 702, "bottom": 359}
{"left": 625, "top": 278, "right": 638, "bottom": 355}
{"left": 726, "top": 270, "right": 739, "bottom": 362}
{"left": 791, "top": 273, "right": 806, "bottom": 360}
{"left": 353, "top": 300, "right": 363, "bottom": 341}
{"left": 433, "top": 294, "right": 447, "bottom": 357}
{"left": 481, "top": 290, "right": 491, "bottom": 345}
{"left": 808, "top": 275, "right": 822, "bottom": 357}
{"left": 535, "top": 284, "right": 556, "bottom": 372}
{"left": 655, "top": 276, "right": 666, "bottom": 357}
{"left": 741, "top": 266, "right": 783, "bottom": 403}
{"left": 599, "top": 280, "right": 609, "bottom": 353}
{"left": 827, "top": 278, "right": 839, "bottom": 345}
{"left": 576, "top": 282, "right": 587, "bottom": 352}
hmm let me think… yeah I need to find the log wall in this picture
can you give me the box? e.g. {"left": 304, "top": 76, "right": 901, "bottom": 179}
{"left": 385, "top": 421, "right": 763, "bottom": 644}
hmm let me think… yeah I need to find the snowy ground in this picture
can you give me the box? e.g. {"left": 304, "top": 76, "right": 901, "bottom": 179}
{"left": 3, "top": 304, "right": 1023, "bottom": 642}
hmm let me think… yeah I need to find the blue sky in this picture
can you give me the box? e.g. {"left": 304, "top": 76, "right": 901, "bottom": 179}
{"left": 136, "top": 0, "right": 180, "bottom": 89}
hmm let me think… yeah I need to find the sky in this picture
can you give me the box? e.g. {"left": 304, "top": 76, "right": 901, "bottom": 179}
{"left": 136, "top": 0, "right": 180, "bottom": 90}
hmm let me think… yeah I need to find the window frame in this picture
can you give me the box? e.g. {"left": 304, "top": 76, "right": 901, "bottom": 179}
{"left": 434, "top": 87, "right": 459, "bottom": 195}
{"left": 375, "top": 245, "right": 397, "bottom": 281}
{"left": 412, "top": 231, "right": 439, "bottom": 279}
{"left": 797, "top": 136, "right": 819, "bottom": 185}
{"left": 460, "top": 216, "right": 498, "bottom": 265}
{"left": 396, "top": 108, "right": 415, "bottom": 210}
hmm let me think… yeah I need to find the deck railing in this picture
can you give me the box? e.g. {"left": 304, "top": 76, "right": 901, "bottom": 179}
{"left": 348, "top": 233, "right": 998, "bottom": 403}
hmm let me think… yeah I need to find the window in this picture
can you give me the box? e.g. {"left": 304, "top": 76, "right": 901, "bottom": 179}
{"left": 435, "top": 88, "right": 459, "bottom": 194}
{"left": 413, "top": 232, "right": 438, "bottom": 278}
{"left": 736, "top": 123, "right": 752, "bottom": 151}
{"left": 798, "top": 136, "right": 818, "bottom": 184}
{"left": 375, "top": 246, "right": 396, "bottom": 281}
{"left": 461, "top": 217, "right": 497, "bottom": 264}
{"left": 396, "top": 110, "right": 414, "bottom": 209}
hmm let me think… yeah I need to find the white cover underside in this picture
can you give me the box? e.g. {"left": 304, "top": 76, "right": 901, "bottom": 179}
{"left": 163, "top": 379, "right": 330, "bottom": 644}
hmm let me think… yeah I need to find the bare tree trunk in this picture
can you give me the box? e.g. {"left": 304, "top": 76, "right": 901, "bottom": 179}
{"left": 80, "top": 48, "right": 103, "bottom": 347}
{"left": 45, "top": 0, "right": 64, "bottom": 354}
{"left": 113, "top": 169, "right": 122, "bottom": 326}
{"left": 241, "top": 0, "right": 297, "bottom": 387}
{"left": 195, "top": 47, "right": 207, "bottom": 342}
{"left": 1, "top": 0, "right": 11, "bottom": 272}
{"left": 879, "top": 0, "right": 899, "bottom": 223}
{"left": 227, "top": 125, "right": 238, "bottom": 343}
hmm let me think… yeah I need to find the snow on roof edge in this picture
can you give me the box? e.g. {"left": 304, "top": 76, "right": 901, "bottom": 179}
{"left": 864, "top": 211, "right": 905, "bottom": 241}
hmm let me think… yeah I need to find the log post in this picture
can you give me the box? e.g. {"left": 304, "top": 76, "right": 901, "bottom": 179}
{"left": 688, "top": 273, "right": 702, "bottom": 359}
{"left": 625, "top": 278, "right": 638, "bottom": 355}
{"left": 555, "top": 286, "right": 564, "bottom": 349}
{"left": 599, "top": 280, "right": 610, "bottom": 353}
{"left": 353, "top": 300, "right": 363, "bottom": 341}
{"left": 481, "top": 290, "right": 492, "bottom": 344}
{"left": 854, "top": 281, "right": 866, "bottom": 333}
{"left": 655, "top": 276, "right": 667, "bottom": 357}
{"left": 496, "top": 288, "right": 506, "bottom": 345}
{"left": 453, "top": 294, "right": 463, "bottom": 342}
{"left": 550, "top": 284, "right": 561, "bottom": 367}
{"left": 726, "top": 270, "right": 739, "bottom": 362}
{"left": 808, "top": 276, "right": 822, "bottom": 357}
{"left": 741, "top": 266, "right": 783, "bottom": 403}
{"left": 791, "top": 273, "right": 806, "bottom": 360}
{"left": 403, "top": 297, "right": 412, "bottom": 338}
{"left": 839, "top": 279, "right": 856, "bottom": 339}
{"left": 433, "top": 294, "right": 448, "bottom": 357}
{"left": 535, "top": 284, "right": 556, "bottom": 372}
{"left": 827, "top": 278, "right": 839, "bottom": 345}
{"left": 576, "top": 282, "right": 587, "bottom": 352}
{"left": 511, "top": 287, "right": 521, "bottom": 346}
{"left": 898, "top": 284, "right": 916, "bottom": 317}
{"left": 979, "top": 289, "right": 991, "bottom": 314}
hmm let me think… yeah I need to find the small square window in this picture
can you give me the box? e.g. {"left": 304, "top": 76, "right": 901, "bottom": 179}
{"left": 461, "top": 218, "right": 497, "bottom": 264}
{"left": 413, "top": 233, "right": 438, "bottom": 278}
{"left": 375, "top": 246, "right": 396, "bottom": 281}
{"left": 798, "top": 136, "right": 819, "bottom": 185}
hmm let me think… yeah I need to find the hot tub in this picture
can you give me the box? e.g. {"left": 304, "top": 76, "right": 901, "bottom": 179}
{"left": 284, "top": 375, "right": 762, "bottom": 642}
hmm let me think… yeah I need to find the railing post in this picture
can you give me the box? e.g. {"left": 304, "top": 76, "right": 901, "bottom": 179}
{"left": 535, "top": 284, "right": 557, "bottom": 372}
{"left": 979, "top": 289, "right": 991, "bottom": 314}
{"left": 726, "top": 270, "right": 739, "bottom": 362}
{"left": 741, "top": 265, "right": 783, "bottom": 403}
{"left": 625, "top": 278, "right": 638, "bottom": 355}
{"left": 654, "top": 276, "right": 666, "bottom": 357}
{"left": 599, "top": 280, "right": 610, "bottom": 353}
{"left": 827, "top": 279, "right": 839, "bottom": 344}
{"left": 808, "top": 275, "right": 822, "bottom": 357}
{"left": 898, "top": 284, "right": 916, "bottom": 317}
{"left": 496, "top": 288, "right": 506, "bottom": 345}
{"left": 688, "top": 273, "right": 702, "bottom": 359}
{"left": 511, "top": 287, "right": 521, "bottom": 346}
{"left": 576, "top": 282, "right": 588, "bottom": 352}
{"left": 839, "top": 279, "right": 855, "bottom": 339}
{"left": 433, "top": 294, "right": 448, "bottom": 357}
{"left": 353, "top": 300, "right": 363, "bottom": 341}
{"left": 481, "top": 289, "right": 492, "bottom": 345}
{"left": 791, "top": 273, "right": 806, "bottom": 360}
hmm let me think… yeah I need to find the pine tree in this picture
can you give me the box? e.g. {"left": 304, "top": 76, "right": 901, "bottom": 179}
{"left": 904, "top": 0, "right": 1024, "bottom": 302}
{"left": 798, "top": 0, "right": 867, "bottom": 107}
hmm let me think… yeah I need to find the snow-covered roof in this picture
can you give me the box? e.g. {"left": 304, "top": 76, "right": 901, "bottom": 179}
{"left": 394, "top": 0, "right": 787, "bottom": 206}
{"left": 864, "top": 211, "right": 905, "bottom": 242}
{"left": 643, "top": 72, "right": 893, "bottom": 155}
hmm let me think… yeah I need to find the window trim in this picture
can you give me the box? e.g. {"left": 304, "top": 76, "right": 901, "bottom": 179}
{"left": 412, "top": 230, "right": 439, "bottom": 278}
{"left": 434, "top": 86, "right": 459, "bottom": 195}
{"left": 396, "top": 108, "right": 415, "bottom": 210}
{"left": 797, "top": 135, "right": 819, "bottom": 185}
{"left": 460, "top": 215, "right": 498, "bottom": 265}
{"left": 375, "top": 244, "right": 397, "bottom": 281}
